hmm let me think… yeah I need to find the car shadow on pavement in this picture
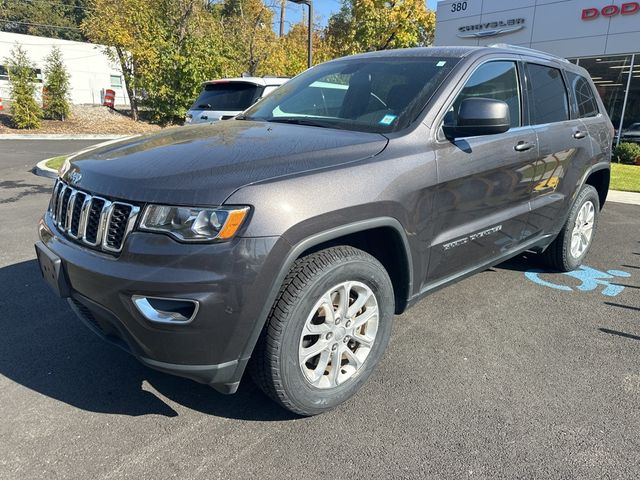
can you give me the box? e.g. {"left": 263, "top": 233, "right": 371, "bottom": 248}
{"left": 0, "top": 180, "right": 53, "bottom": 204}
{"left": 0, "top": 259, "right": 296, "bottom": 421}
{"left": 492, "top": 253, "right": 548, "bottom": 273}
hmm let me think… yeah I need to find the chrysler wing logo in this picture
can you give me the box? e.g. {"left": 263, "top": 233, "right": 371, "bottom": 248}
{"left": 457, "top": 18, "right": 525, "bottom": 38}
{"left": 68, "top": 171, "right": 82, "bottom": 185}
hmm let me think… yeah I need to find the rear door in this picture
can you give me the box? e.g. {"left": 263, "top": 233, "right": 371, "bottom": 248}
{"left": 524, "top": 62, "right": 595, "bottom": 238}
{"left": 428, "top": 59, "right": 539, "bottom": 284}
{"left": 566, "top": 70, "right": 612, "bottom": 169}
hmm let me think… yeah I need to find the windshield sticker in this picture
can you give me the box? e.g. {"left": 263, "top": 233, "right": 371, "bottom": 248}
{"left": 379, "top": 114, "right": 397, "bottom": 126}
{"left": 436, "top": 61, "right": 447, "bottom": 67}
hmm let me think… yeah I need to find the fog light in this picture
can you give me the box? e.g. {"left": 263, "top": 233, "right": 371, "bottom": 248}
{"left": 132, "top": 295, "right": 199, "bottom": 324}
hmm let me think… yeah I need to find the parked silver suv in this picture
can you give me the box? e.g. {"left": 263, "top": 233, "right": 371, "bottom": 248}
{"left": 185, "top": 77, "right": 288, "bottom": 124}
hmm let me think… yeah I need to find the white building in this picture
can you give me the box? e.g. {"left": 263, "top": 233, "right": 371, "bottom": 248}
{"left": 0, "top": 31, "right": 129, "bottom": 106}
{"left": 435, "top": 0, "right": 640, "bottom": 135}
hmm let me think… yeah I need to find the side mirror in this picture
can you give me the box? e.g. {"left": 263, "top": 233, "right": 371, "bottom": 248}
{"left": 443, "top": 97, "right": 511, "bottom": 139}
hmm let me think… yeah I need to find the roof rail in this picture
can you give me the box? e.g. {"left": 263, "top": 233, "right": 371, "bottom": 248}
{"left": 488, "top": 43, "right": 570, "bottom": 63}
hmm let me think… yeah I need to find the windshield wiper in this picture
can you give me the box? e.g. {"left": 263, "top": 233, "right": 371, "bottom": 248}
{"left": 197, "top": 103, "right": 212, "bottom": 109}
{"left": 265, "top": 117, "right": 333, "bottom": 128}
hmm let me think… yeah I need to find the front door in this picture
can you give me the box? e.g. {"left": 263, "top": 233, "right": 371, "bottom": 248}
{"left": 427, "top": 60, "right": 538, "bottom": 286}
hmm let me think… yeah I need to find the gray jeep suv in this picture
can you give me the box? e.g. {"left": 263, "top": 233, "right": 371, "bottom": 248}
{"left": 36, "top": 45, "right": 612, "bottom": 416}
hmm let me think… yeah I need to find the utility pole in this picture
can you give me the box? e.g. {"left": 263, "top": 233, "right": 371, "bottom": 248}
{"left": 289, "top": 0, "right": 313, "bottom": 69}
{"left": 279, "top": 0, "right": 286, "bottom": 38}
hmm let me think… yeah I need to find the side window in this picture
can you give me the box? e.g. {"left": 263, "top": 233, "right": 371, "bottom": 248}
{"left": 566, "top": 72, "right": 599, "bottom": 118}
{"left": 527, "top": 64, "right": 569, "bottom": 124}
{"left": 445, "top": 61, "right": 521, "bottom": 129}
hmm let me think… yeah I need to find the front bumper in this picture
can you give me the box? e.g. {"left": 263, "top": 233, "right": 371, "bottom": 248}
{"left": 38, "top": 213, "right": 283, "bottom": 394}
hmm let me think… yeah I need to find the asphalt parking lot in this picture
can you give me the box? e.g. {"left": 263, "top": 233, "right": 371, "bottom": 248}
{"left": 1, "top": 140, "right": 639, "bottom": 479}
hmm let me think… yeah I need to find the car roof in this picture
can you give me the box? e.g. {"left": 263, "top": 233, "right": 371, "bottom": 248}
{"left": 202, "top": 77, "right": 289, "bottom": 87}
{"left": 340, "top": 44, "right": 568, "bottom": 60}
{"left": 329, "top": 44, "right": 590, "bottom": 79}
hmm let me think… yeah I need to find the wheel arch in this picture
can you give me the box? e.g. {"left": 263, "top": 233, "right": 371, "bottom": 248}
{"left": 238, "top": 218, "right": 414, "bottom": 368}
{"left": 295, "top": 222, "right": 413, "bottom": 315}
{"left": 584, "top": 165, "right": 610, "bottom": 210}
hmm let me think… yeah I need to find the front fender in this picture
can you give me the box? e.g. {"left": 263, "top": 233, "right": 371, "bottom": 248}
{"left": 231, "top": 216, "right": 414, "bottom": 384}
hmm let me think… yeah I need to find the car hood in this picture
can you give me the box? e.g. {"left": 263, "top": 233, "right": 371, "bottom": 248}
{"left": 63, "top": 120, "right": 388, "bottom": 205}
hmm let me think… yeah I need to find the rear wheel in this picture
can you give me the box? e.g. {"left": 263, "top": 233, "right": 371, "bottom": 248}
{"left": 250, "top": 246, "right": 394, "bottom": 416}
{"left": 541, "top": 184, "right": 600, "bottom": 272}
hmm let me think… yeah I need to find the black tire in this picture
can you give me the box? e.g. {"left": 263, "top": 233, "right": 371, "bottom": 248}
{"left": 541, "top": 184, "right": 600, "bottom": 272}
{"left": 250, "top": 246, "right": 394, "bottom": 416}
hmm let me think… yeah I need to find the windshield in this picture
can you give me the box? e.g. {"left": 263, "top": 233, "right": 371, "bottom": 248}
{"left": 243, "top": 56, "right": 459, "bottom": 133}
{"left": 191, "top": 82, "right": 262, "bottom": 111}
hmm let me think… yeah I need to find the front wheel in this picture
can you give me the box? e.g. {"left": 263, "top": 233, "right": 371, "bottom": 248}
{"left": 541, "top": 184, "right": 600, "bottom": 272}
{"left": 250, "top": 246, "right": 394, "bottom": 416}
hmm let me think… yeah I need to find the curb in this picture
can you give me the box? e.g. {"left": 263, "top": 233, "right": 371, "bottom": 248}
{"left": 34, "top": 158, "right": 59, "bottom": 179}
{"left": 0, "top": 134, "right": 130, "bottom": 140}
{"left": 608, "top": 189, "right": 640, "bottom": 206}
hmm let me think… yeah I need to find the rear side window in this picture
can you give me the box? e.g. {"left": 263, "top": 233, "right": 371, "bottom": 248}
{"left": 566, "top": 72, "right": 599, "bottom": 118}
{"left": 191, "top": 83, "right": 261, "bottom": 111}
{"left": 445, "top": 61, "right": 521, "bottom": 128}
{"left": 526, "top": 64, "right": 569, "bottom": 124}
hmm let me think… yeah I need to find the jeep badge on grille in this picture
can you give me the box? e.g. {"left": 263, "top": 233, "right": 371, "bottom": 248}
{"left": 69, "top": 171, "right": 82, "bottom": 185}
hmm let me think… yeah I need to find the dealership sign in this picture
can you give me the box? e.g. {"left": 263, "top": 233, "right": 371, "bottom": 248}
{"left": 582, "top": 2, "right": 640, "bottom": 20}
{"left": 457, "top": 18, "right": 525, "bottom": 38}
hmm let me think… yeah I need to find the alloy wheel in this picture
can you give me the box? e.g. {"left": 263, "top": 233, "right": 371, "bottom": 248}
{"left": 298, "top": 281, "right": 379, "bottom": 389}
{"left": 570, "top": 200, "right": 595, "bottom": 258}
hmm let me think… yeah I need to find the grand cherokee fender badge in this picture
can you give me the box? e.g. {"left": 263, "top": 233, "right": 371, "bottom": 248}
{"left": 443, "top": 225, "right": 503, "bottom": 251}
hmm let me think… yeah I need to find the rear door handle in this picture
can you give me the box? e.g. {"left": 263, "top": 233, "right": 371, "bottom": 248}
{"left": 514, "top": 141, "right": 536, "bottom": 152}
{"left": 573, "top": 131, "right": 587, "bottom": 139}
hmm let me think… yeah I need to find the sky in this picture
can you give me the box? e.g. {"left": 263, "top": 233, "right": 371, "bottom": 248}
{"left": 280, "top": 0, "right": 439, "bottom": 32}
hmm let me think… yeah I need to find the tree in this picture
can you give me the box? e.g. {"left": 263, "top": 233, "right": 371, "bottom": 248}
{"left": 82, "top": 0, "right": 159, "bottom": 121}
{"left": 140, "top": 1, "right": 228, "bottom": 123}
{"left": 5, "top": 44, "right": 43, "bottom": 129}
{"left": 83, "top": 0, "right": 227, "bottom": 123}
{"left": 326, "top": 0, "right": 436, "bottom": 57}
{"left": 213, "top": 0, "right": 280, "bottom": 76}
{"left": 43, "top": 46, "right": 71, "bottom": 121}
{"left": 264, "top": 22, "right": 332, "bottom": 77}
{"left": 1, "top": 0, "right": 89, "bottom": 41}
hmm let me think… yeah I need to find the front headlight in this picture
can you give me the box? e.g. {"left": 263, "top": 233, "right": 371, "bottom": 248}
{"left": 139, "top": 205, "right": 250, "bottom": 242}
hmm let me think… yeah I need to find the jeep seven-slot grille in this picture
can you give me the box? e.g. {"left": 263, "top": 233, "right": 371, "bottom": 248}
{"left": 48, "top": 179, "right": 140, "bottom": 254}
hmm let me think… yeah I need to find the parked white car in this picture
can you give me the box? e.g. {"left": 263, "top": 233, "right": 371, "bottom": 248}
{"left": 185, "top": 77, "right": 289, "bottom": 125}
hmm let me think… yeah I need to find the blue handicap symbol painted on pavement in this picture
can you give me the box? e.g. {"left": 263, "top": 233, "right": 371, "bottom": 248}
{"left": 525, "top": 265, "right": 631, "bottom": 297}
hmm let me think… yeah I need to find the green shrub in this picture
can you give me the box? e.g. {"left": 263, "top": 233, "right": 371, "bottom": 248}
{"left": 5, "top": 43, "right": 43, "bottom": 129}
{"left": 43, "top": 46, "right": 71, "bottom": 121}
{"left": 614, "top": 142, "right": 640, "bottom": 165}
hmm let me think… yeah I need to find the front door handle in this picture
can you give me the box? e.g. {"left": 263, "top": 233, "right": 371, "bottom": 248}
{"left": 514, "top": 141, "right": 536, "bottom": 152}
{"left": 573, "top": 131, "right": 587, "bottom": 139}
